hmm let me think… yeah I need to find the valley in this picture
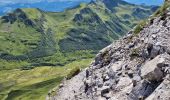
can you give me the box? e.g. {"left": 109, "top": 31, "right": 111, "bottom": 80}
{"left": 0, "top": 0, "right": 158, "bottom": 99}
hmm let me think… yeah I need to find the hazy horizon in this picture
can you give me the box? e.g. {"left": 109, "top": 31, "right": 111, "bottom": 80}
{"left": 0, "top": 0, "right": 164, "bottom": 15}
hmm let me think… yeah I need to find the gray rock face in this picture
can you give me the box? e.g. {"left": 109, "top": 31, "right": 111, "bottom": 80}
{"left": 146, "top": 75, "right": 170, "bottom": 100}
{"left": 141, "top": 54, "right": 170, "bottom": 81}
{"left": 47, "top": 71, "right": 90, "bottom": 100}
{"left": 48, "top": 5, "right": 170, "bottom": 100}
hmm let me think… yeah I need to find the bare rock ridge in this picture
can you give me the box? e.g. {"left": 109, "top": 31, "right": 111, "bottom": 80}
{"left": 49, "top": 1, "right": 170, "bottom": 100}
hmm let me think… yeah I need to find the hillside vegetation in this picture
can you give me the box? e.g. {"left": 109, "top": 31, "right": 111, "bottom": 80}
{"left": 50, "top": 1, "right": 170, "bottom": 100}
{"left": 0, "top": 0, "right": 158, "bottom": 99}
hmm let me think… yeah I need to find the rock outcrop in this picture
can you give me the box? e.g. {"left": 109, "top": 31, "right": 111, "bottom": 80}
{"left": 49, "top": 1, "right": 170, "bottom": 100}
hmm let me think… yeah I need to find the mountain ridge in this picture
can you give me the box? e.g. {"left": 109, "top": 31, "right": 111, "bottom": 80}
{"left": 0, "top": 0, "right": 159, "bottom": 99}
{"left": 49, "top": 1, "right": 170, "bottom": 100}
{"left": 0, "top": 0, "right": 157, "bottom": 62}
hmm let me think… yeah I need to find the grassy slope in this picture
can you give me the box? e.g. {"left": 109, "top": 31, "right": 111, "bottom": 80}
{"left": 133, "top": 1, "right": 170, "bottom": 35}
{"left": 0, "top": 59, "right": 92, "bottom": 100}
{"left": 0, "top": 7, "right": 94, "bottom": 100}
{"left": 0, "top": 0, "right": 158, "bottom": 99}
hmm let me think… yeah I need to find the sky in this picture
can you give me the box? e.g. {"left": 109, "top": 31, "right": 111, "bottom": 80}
{"left": 124, "top": 0, "right": 164, "bottom": 5}
{"left": 0, "top": 0, "right": 91, "bottom": 15}
{"left": 0, "top": 0, "right": 164, "bottom": 6}
{"left": 0, "top": 0, "right": 89, "bottom": 6}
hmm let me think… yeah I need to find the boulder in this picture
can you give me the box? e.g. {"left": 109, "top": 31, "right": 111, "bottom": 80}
{"left": 85, "top": 79, "right": 92, "bottom": 85}
{"left": 133, "top": 75, "right": 141, "bottom": 82}
{"left": 102, "top": 91, "right": 112, "bottom": 99}
{"left": 141, "top": 55, "right": 165, "bottom": 81}
{"left": 128, "top": 42, "right": 135, "bottom": 48}
{"left": 150, "top": 45, "right": 161, "bottom": 58}
{"left": 103, "top": 74, "right": 110, "bottom": 81}
{"left": 152, "top": 34, "right": 157, "bottom": 39}
{"left": 111, "top": 61, "right": 123, "bottom": 72}
{"left": 128, "top": 70, "right": 134, "bottom": 78}
{"left": 101, "top": 86, "right": 110, "bottom": 96}
{"left": 59, "top": 83, "right": 64, "bottom": 88}
{"left": 116, "top": 77, "right": 132, "bottom": 90}
{"left": 97, "top": 96, "right": 107, "bottom": 100}
{"left": 95, "top": 77, "right": 103, "bottom": 88}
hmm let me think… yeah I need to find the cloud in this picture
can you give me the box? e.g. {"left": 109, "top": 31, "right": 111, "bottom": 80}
{"left": 0, "top": 0, "right": 88, "bottom": 5}
{"left": 3, "top": 7, "right": 13, "bottom": 13}
{"left": 0, "top": 0, "right": 42, "bottom": 5}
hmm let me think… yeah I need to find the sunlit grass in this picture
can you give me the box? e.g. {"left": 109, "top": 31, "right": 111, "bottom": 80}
{"left": 0, "top": 58, "right": 92, "bottom": 100}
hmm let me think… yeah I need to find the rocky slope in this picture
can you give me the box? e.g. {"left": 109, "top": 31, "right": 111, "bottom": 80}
{"left": 49, "top": 1, "right": 170, "bottom": 100}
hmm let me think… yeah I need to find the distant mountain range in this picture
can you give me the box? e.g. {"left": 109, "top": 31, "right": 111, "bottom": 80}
{"left": 0, "top": 0, "right": 91, "bottom": 15}
{"left": 0, "top": 0, "right": 163, "bottom": 16}
{"left": 0, "top": 0, "right": 158, "bottom": 60}
{"left": 0, "top": 0, "right": 159, "bottom": 99}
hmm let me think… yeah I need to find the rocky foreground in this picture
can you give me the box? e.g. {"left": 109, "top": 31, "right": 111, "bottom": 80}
{"left": 48, "top": 2, "right": 170, "bottom": 100}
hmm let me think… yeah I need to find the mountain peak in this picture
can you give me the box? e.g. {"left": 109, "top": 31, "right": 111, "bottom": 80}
{"left": 97, "top": 0, "right": 132, "bottom": 4}
{"left": 1, "top": 8, "right": 42, "bottom": 26}
{"left": 50, "top": 1, "right": 170, "bottom": 100}
{"left": 94, "top": 0, "right": 136, "bottom": 13}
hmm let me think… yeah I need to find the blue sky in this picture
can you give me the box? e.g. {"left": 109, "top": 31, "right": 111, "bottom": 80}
{"left": 124, "top": 0, "right": 164, "bottom": 5}
{"left": 0, "top": 0, "right": 91, "bottom": 15}
{"left": 0, "top": 0, "right": 164, "bottom": 6}
{"left": 0, "top": 0, "right": 89, "bottom": 6}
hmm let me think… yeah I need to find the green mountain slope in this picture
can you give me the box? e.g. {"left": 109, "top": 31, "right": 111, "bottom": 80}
{"left": 0, "top": 0, "right": 158, "bottom": 99}
{"left": 0, "top": 1, "right": 157, "bottom": 60}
